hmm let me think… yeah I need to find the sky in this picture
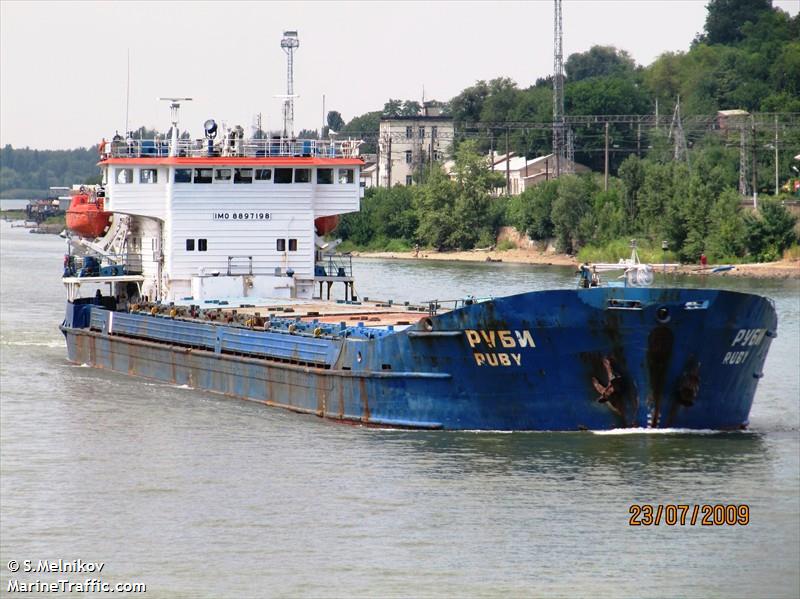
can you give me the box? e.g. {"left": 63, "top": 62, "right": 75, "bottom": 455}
{"left": 1, "top": 0, "right": 798, "bottom": 150}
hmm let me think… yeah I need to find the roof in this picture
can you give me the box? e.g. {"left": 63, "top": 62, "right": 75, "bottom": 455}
{"left": 380, "top": 116, "right": 453, "bottom": 122}
{"left": 102, "top": 157, "right": 364, "bottom": 167}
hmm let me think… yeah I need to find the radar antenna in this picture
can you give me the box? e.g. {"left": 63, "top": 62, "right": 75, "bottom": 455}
{"left": 158, "top": 97, "right": 193, "bottom": 157}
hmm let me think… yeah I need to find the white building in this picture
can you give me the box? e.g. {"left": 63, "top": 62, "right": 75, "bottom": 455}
{"left": 488, "top": 152, "right": 591, "bottom": 195}
{"left": 377, "top": 104, "right": 454, "bottom": 187}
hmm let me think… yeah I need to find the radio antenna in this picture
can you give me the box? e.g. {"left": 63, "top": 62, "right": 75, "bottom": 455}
{"left": 125, "top": 49, "right": 131, "bottom": 136}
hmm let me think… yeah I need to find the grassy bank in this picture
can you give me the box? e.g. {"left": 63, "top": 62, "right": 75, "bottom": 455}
{"left": 0, "top": 209, "right": 28, "bottom": 220}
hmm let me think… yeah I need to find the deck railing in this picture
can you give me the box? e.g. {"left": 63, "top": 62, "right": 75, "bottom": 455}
{"left": 103, "top": 137, "right": 363, "bottom": 160}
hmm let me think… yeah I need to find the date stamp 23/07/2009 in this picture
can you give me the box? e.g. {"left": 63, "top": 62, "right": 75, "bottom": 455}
{"left": 629, "top": 504, "right": 750, "bottom": 526}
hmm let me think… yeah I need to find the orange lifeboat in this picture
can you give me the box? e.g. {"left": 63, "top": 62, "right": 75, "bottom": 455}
{"left": 314, "top": 215, "right": 339, "bottom": 236}
{"left": 65, "top": 188, "right": 112, "bottom": 239}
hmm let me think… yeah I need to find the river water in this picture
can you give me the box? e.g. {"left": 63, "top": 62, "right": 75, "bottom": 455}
{"left": 1, "top": 223, "right": 798, "bottom": 598}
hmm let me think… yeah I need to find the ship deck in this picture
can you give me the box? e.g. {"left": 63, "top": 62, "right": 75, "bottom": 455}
{"left": 224, "top": 299, "right": 448, "bottom": 328}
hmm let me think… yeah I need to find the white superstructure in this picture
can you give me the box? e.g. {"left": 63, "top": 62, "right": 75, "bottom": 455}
{"left": 94, "top": 136, "right": 363, "bottom": 304}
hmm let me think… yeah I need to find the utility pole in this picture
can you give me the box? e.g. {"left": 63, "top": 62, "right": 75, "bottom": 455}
{"left": 489, "top": 131, "right": 495, "bottom": 171}
{"left": 604, "top": 121, "right": 609, "bottom": 191}
{"left": 774, "top": 114, "right": 779, "bottom": 196}
{"left": 636, "top": 122, "right": 641, "bottom": 158}
{"left": 375, "top": 130, "right": 380, "bottom": 188}
{"left": 751, "top": 116, "right": 758, "bottom": 208}
{"left": 655, "top": 98, "right": 659, "bottom": 132}
{"left": 505, "top": 127, "right": 510, "bottom": 195}
{"left": 739, "top": 120, "right": 748, "bottom": 196}
{"left": 387, "top": 134, "right": 392, "bottom": 187}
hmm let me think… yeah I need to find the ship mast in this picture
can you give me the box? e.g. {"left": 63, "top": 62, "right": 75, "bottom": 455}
{"left": 158, "top": 97, "right": 192, "bottom": 156}
{"left": 280, "top": 30, "right": 300, "bottom": 139}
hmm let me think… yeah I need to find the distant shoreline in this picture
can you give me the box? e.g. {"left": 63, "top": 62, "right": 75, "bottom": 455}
{"left": 353, "top": 249, "right": 799, "bottom": 279}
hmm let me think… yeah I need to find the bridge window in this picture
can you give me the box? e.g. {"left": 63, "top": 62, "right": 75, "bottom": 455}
{"left": 174, "top": 169, "right": 192, "bottom": 183}
{"left": 255, "top": 168, "right": 272, "bottom": 181}
{"left": 193, "top": 168, "right": 213, "bottom": 184}
{"left": 419, "top": 126, "right": 424, "bottom": 138}
{"left": 405, "top": 126, "right": 412, "bottom": 138}
{"left": 294, "top": 168, "right": 311, "bottom": 183}
{"left": 275, "top": 168, "right": 293, "bottom": 184}
{"left": 115, "top": 168, "right": 133, "bottom": 184}
{"left": 186, "top": 239, "right": 195, "bottom": 251}
{"left": 338, "top": 168, "right": 354, "bottom": 184}
{"left": 289, "top": 238, "right": 297, "bottom": 251}
{"left": 140, "top": 168, "right": 158, "bottom": 184}
{"left": 198, "top": 239, "right": 207, "bottom": 251}
{"left": 276, "top": 239, "right": 286, "bottom": 252}
{"left": 317, "top": 168, "right": 333, "bottom": 184}
{"left": 234, "top": 168, "right": 253, "bottom": 184}
{"left": 406, "top": 175, "right": 413, "bottom": 185}
{"left": 405, "top": 151, "right": 412, "bottom": 164}
{"left": 215, "top": 168, "right": 231, "bottom": 182}
{"left": 431, "top": 126, "right": 438, "bottom": 138}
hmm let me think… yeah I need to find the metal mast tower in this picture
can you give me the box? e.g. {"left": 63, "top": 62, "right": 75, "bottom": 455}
{"left": 280, "top": 30, "right": 300, "bottom": 139}
{"left": 553, "top": 0, "right": 566, "bottom": 176}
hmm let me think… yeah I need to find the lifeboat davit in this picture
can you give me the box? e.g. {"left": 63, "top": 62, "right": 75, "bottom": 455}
{"left": 65, "top": 190, "right": 112, "bottom": 239}
{"left": 314, "top": 215, "right": 339, "bottom": 236}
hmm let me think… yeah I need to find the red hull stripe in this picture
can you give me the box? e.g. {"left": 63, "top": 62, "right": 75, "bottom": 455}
{"left": 100, "top": 157, "right": 364, "bottom": 167}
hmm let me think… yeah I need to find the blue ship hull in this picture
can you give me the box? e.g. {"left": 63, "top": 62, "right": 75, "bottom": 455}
{"left": 61, "top": 287, "right": 777, "bottom": 431}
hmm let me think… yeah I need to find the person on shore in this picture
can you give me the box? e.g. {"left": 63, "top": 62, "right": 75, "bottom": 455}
{"left": 700, "top": 253, "right": 708, "bottom": 267}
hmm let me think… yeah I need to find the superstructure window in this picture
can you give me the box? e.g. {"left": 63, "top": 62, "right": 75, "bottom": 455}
{"left": 255, "top": 168, "right": 272, "bottom": 181}
{"left": 405, "top": 126, "right": 413, "bottom": 138}
{"left": 431, "top": 126, "right": 438, "bottom": 138}
{"left": 198, "top": 239, "right": 207, "bottom": 251}
{"left": 174, "top": 169, "right": 192, "bottom": 183}
{"left": 316, "top": 168, "right": 333, "bottom": 184}
{"left": 338, "top": 168, "right": 355, "bottom": 184}
{"left": 406, "top": 175, "right": 413, "bottom": 185}
{"left": 115, "top": 168, "right": 133, "bottom": 184}
{"left": 418, "top": 126, "right": 425, "bottom": 138}
{"left": 186, "top": 239, "right": 195, "bottom": 251}
{"left": 275, "top": 168, "right": 292, "bottom": 184}
{"left": 405, "top": 151, "right": 412, "bottom": 164}
{"left": 215, "top": 168, "right": 231, "bottom": 181}
{"left": 234, "top": 168, "right": 253, "bottom": 184}
{"left": 193, "top": 168, "right": 213, "bottom": 184}
{"left": 140, "top": 168, "right": 158, "bottom": 184}
{"left": 276, "top": 239, "right": 286, "bottom": 252}
{"left": 294, "top": 168, "right": 311, "bottom": 183}
{"left": 289, "top": 239, "right": 297, "bottom": 251}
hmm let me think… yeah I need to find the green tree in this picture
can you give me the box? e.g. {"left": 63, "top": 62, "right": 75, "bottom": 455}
{"left": 326, "top": 111, "right": 345, "bottom": 132}
{"left": 702, "top": 0, "right": 773, "bottom": 45}
{"left": 618, "top": 155, "right": 645, "bottom": 229}
{"left": 706, "top": 188, "right": 747, "bottom": 259}
{"left": 565, "top": 46, "right": 637, "bottom": 82}
{"left": 382, "top": 99, "right": 403, "bottom": 117}
{"left": 506, "top": 179, "right": 558, "bottom": 240}
{"left": 551, "top": 175, "right": 592, "bottom": 253}
{"left": 744, "top": 199, "right": 798, "bottom": 261}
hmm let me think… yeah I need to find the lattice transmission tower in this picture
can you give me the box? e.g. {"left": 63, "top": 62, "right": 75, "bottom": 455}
{"left": 553, "top": 0, "right": 566, "bottom": 176}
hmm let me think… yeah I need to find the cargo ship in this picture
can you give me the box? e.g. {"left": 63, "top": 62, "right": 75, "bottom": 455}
{"left": 60, "top": 101, "right": 778, "bottom": 430}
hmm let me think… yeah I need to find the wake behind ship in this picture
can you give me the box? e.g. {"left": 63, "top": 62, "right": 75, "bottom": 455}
{"left": 59, "top": 99, "right": 777, "bottom": 431}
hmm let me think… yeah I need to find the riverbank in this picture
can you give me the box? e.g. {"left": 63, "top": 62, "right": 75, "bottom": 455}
{"left": 353, "top": 248, "right": 799, "bottom": 279}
